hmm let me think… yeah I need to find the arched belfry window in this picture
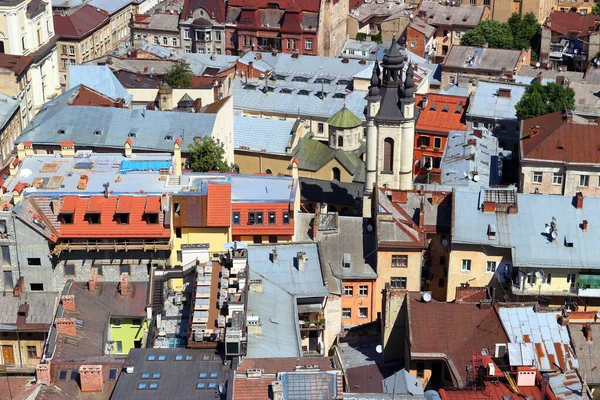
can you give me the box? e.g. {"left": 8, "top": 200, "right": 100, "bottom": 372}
{"left": 383, "top": 138, "right": 394, "bottom": 172}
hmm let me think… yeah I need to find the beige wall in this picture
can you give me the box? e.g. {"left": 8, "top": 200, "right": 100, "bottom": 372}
{"left": 0, "top": 106, "right": 21, "bottom": 163}
{"left": 446, "top": 244, "right": 511, "bottom": 302}
{"left": 235, "top": 152, "right": 291, "bottom": 176}
{"left": 0, "top": 337, "right": 44, "bottom": 370}
{"left": 375, "top": 248, "right": 422, "bottom": 315}
{"left": 324, "top": 294, "right": 342, "bottom": 353}
{"left": 298, "top": 157, "right": 356, "bottom": 183}
{"left": 212, "top": 96, "right": 234, "bottom": 163}
{"left": 109, "top": 5, "right": 133, "bottom": 49}
{"left": 521, "top": 163, "right": 600, "bottom": 197}
{"left": 126, "top": 87, "right": 217, "bottom": 107}
{"left": 317, "top": 0, "right": 348, "bottom": 57}
{"left": 132, "top": 30, "right": 181, "bottom": 49}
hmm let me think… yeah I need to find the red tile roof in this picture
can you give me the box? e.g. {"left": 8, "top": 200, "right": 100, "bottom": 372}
{"left": 60, "top": 140, "right": 74, "bottom": 147}
{"left": 546, "top": 10, "right": 600, "bottom": 37}
{"left": 520, "top": 111, "right": 600, "bottom": 163}
{"left": 0, "top": 54, "right": 33, "bottom": 76}
{"left": 61, "top": 196, "right": 79, "bottom": 213}
{"left": 407, "top": 292, "right": 508, "bottom": 386}
{"left": 415, "top": 93, "right": 467, "bottom": 134}
{"left": 13, "top": 182, "right": 29, "bottom": 194}
{"left": 182, "top": 0, "right": 226, "bottom": 23}
{"left": 145, "top": 196, "right": 161, "bottom": 213}
{"left": 228, "top": 0, "right": 320, "bottom": 13}
{"left": 57, "top": 196, "right": 170, "bottom": 239}
{"left": 69, "top": 85, "right": 122, "bottom": 107}
{"left": 206, "top": 183, "right": 231, "bottom": 226}
{"left": 53, "top": 5, "right": 109, "bottom": 39}
{"left": 116, "top": 196, "right": 133, "bottom": 212}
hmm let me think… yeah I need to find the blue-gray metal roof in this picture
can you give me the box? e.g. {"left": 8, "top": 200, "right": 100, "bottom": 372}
{"left": 234, "top": 115, "right": 295, "bottom": 155}
{"left": 138, "top": 44, "right": 238, "bottom": 74}
{"left": 68, "top": 65, "right": 133, "bottom": 106}
{"left": 440, "top": 129, "right": 500, "bottom": 191}
{"left": 453, "top": 190, "right": 600, "bottom": 269}
{"left": 230, "top": 174, "right": 294, "bottom": 203}
{"left": 88, "top": 0, "right": 131, "bottom": 14}
{"left": 382, "top": 369, "right": 424, "bottom": 396}
{"left": 246, "top": 243, "right": 328, "bottom": 358}
{"left": 0, "top": 93, "right": 20, "bottom": 130}
{"left": 467, "top": 82, "right": 526, "bottom": 121}
{"left": 17, "top": 86, "right": 216, "bottom": 152}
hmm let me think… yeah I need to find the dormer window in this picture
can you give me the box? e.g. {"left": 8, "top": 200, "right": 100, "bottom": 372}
{"left": 93, "top": 130, "right": 102, "bottom": 136}
{"left": 86, "top": 213, "right": 101, "bottom": 224}
{"left": 128, "top": 132, "right": 137, "bottom": 138}
{"left": 115, "top": 212, "right": 130, "bottom": 224}
{"left": 146, "top": 213, "right": 159, "bottom": 224}
{"left": 61, "top": 213, "right": 74, "bottom": 224}
{"left": 58, "top": 129, "right": 65, "bottom": 134}
{"left": 164, "top": 135, "right": 173, "bottom": 141}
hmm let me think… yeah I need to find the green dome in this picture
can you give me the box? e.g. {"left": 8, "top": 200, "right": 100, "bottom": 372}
{"left": 327, "top": 106, "right": 362, "bottom": 129}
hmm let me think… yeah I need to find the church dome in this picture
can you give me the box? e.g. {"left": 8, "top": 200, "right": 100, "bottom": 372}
{"left": 327, "top": 106, "right": 362, "bottom": 129}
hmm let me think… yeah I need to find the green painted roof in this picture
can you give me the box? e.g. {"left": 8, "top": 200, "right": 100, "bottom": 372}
{"left": 327, "top": 106, "right": 362, "bottom": 129}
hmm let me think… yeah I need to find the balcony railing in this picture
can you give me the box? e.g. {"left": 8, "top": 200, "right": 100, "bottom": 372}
{"left": 52, "top": 239, "right": 171, "bottom": 255}
{"left": 511, "top": 282, "right": 577, "bottom": 296}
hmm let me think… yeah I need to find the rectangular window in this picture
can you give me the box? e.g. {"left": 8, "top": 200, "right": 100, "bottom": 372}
{"left": 532, "top": 171, "right": 543, "bottom": 184}
{"left": 175, "top": 228, "right": 182, "bottom": 238}
{"left": 69, "top": 45, "right": 75, "bottom": 55}
{"left": 232, "top": 212, "right": 240, "bottom": 225}
{"left": 30, "top": 283, "right": 43, "bottom": 291}
{"left": 359, "top": 307, "right": 368, "bottom": 318}
{"left": 553, "top": 172, "right": 563, "bottom": 185}
{"left": 132, "top": 318, "right": 142, "bottom": 326}
{"left": 580, "top": 174, "right": 590, "bottom": 187}
{"left": 253, "top": 235, "right": 262, "bottom": 244}
{"left": 177, "top": 251, "right": 183, "bottom": 263}
{"left": 542, "top": 273, "right": 552, "bottom": 285}
{"left": 116, "top": 341, "right": 123, "bottom": 353}
{"left": 70, "top": 370, "right": 78, "bottom": 381}
{"left": 305, "top": 39, "right": 313, "bottom": 50}
{"left": 63, "top": 264, "right": 76, "bottom": 277}
{"left": 248, "top": 212, "right": 255, "bottom": 225}
{"left": 390, "top": 277, "right": 407, "bottom": 289}
{"left": 501, "top": 124, "right": 507, "bottom": 132}
{"left": 359, "top": 285, "right": 368, "bottom": 296}
{"left": 282, "top": 212, "right": 290, "bottom": 224}
{"left": 172, "top": 38, "right": 177, "bottom": 46}
{"left": 108, "top": 368, "right": 118, "bottom": 380}
{"left": 343, "top": 286, "right": 353, "bottom": 296}
{"left": 567, "top": 273, "right": 576, "bottom": 283}
{"left": 115, "top": 213, "right": 130, "bottom": 224}
{"left": 317, "top": 123, "right": 324, "bottom": 134}
{"left": 59, "top": 370, "right": 67, "bottom": 380}
{"left": 434, "top": 137, "right": 442, "bottom": 149}
{"left": 27, "top": 258, "right": 41, "bottom": 266}
{"left": 154, "top": 36, "right": 159, "bottom": 44}
{"left": 268, "top": 212, "right": 276, "bottom": 225}
{"left": 62, "top": 45, "right": 67, "bottom": 54}
{"left": 417, "top": 362, "right": 425, "bottom": 378}
{"left": 418, "top": 135, "right": 430, "bottom": 148}
{"left": 391, "top": 255, "right": 408, "bottom": 268}
{"left": 119, "top": 265, "right": 131, "bottom": 275}
{"left": 486, "top": 261, "right": 496, "bottom": 273}
{"left": 461, "top": 259, "right": 471, "bottom": 272}
{"left": 163, "top": 37, "right": 168, "bottom": 45}
{"left": 215, "top": 31, "right": 222, "bottom": 41}
{"left": 1, "top": 246, "right": 10, "bottom": 268}
{"left": 27, "top": 346, "right": 37, "bottom": 359}
{"left": 184, "top": 29, "right": 190, "bottom": 39}
{"left": 268, "top": 235, "right": 277, "bottom": 243}
{"left": 342, "top": 308, "right": 351, "bottom": 319}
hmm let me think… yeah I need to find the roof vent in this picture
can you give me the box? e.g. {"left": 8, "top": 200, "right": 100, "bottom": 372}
{"left": 246, "top": 369, "right": 263, "bottom": 378}
{"left": 487, "top": 224, "right": 496, "bottom": 239}
{"left": 564, "top": 235, "right": 574, "bottom": 247}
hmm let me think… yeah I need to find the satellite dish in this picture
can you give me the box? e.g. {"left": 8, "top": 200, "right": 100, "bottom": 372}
{"left": 596, "top": 311, "right": 600, "bottom": 319}
{"left": 545, "top": 226, "right": 551, "bottom": 234}
{"left": 473, "top": 174, "right": 480, "bottom": 182}
{"left": 375, "top": 345, "right": 383, "bottom": 354}
{"left": 468, "top": 171, "right": 474, "bottom": 180}
{"left": 481, "top": 348, "right": 489, "bottom": 355}
{"left": 422, "top": 292, "right": 432, "bottom": 302}
{"left": 536, "top": 62, "right": 541, "bottom": 68}
{"left": 535, "top": 270, "right": 545, "bottom": 279}
{"left": 441, "top": 239, "right": 448, "bottom": 247}
{"left": 551, "top": 231, "right": 558, "bottom": 240}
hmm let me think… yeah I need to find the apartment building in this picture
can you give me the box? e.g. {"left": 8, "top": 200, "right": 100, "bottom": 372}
{"left": 131, "top": 12, "right": 181, "bottom": 49}
{"left": 53, "top": 5, "right": 111, "bottom": 86}
{"left": 89, "top": 0, "right": 133, "bottom": 49}
{"left": 0, "top": 0, "right": 60, "bottom": 115}
{"left": 180, "top": 0, "right": 226, "bottom": 54}
{"left": 0, "top": 92, "right": 21, "bottom": 163}
{"left": 460, "top": 0, "right": 554, "bottom": 22}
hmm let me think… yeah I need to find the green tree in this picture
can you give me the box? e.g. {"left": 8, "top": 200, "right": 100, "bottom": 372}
{"left": 507, "top": 12, "right": 540, "bottom": 50}
{"left": 461, "top": 20, "right": 514, "bottom": 49}
{"left": 515, "top": 82, "right": 575, "bottom": 120}
{"left": 164, "top": 62, "right": 193, "bottom": 88}
{"left": 592, "top": 3, "right": 600, "bottom": 14}
{"left": 187, "top": 137, "right": 236, "bottom": 172}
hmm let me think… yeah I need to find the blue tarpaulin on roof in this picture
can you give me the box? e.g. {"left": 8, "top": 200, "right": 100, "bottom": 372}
{"left": 120, "top": 160, "right": 171, "bottom": 172}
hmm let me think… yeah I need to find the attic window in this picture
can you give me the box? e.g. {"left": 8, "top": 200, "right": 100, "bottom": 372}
{"left": 442, "top": 105, "right": 449, "bottom": 112}
{"left": 244, "top": 84, "right": 257, "bottom": 90}
{"left": 429, "top": 104, "right": 437, "bottom": 111}
{"left": 315, "top": 91, "right": 327, "bottom": 99}
{"left": 115, "top": 213, "right": 130, "bottom": 224}
{"left": 280, "top": 88, "right": 293, "bottom": 94}
{"left": 565, "top": 235, "right": 574, "bottom": 247}
{"left": 61, "top": 213, "right": 74, "bottom": 224}
{"left": 128, "top": 132, "right": 137, "bottom": 138}
{"left": 292, "top": 76, "right": 310, "bottom": 83}
{"left": 462, "top": 16, "right": 468, "bottom": 21}
{"left": 337, "top": 79, "right": 351, "bottom": 86}
{"left": 58, "top": 129, "right": 65, "bottom": 134}
{"left": 446, "top": 15, "right": 451, "bottom": 20}
{"left": 333, "top": 93, "right": 346, "bottom": 99}
{"left": 455, "top": 107, "right": 462, "bottom": 114}
{"left": 164, "top": 135, "right": 173, "bottom": 141}
{"left": 93, "top": 130, "right": 102, "bottom": 136}
{"left": 146, "top": 213, "right": 159, "bottom": 224}
{"left": 298, "top": 90, "right": 310, "bottom": 96}
{"left": 315, "top": 78, "right": 332, "bottom": 84}
{"left": 86, "top": 213, "right": 101, "bottom": 224}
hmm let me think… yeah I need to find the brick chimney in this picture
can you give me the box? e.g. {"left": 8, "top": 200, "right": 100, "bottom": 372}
{"left": 392, "top": 191, "right": 408, "bottom": 204}
{"left": 312, "top": 203, "right": 321, "bottom": 240}
{"left": 575, "top": 192, "right": 583, "bottom": 209}
{"left": 584, "top": 324, "right": 593, "bottom": 342}
{"left": 120, "top": 273, "right": 129, "bottom": 296}
{"left": 473, "top": 129, "right": 483, "bottom": 138}
{"left": 13, "top": 277, "right": 24, "bottom": 297}
{"left": 61, "top": 295, "right": 75, "bottom": 312}
{"left": 193, "top": 98, "right": 202, "bottom": 112}
{"left": 582, "top": 220, "right": 588, "bottom": 231}
{"left": 36, "top": 363, "right": 51, "bottom": 384}
{"left": 55, "top": 318, "right": 77, "bottom": 337}
{"left": 79, "top": 365, "right": 103, "bottom": 393}
{"left": 89, "top": 268, "right": 98, "bottom": 291}
{"left": 124, "top": 138, "right": 132, "bottom": 158}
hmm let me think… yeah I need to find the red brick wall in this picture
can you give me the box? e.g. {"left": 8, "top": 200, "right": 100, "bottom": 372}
{"left": 36, "top": 364, "right": 51, "bottom": 384}
{"left": 79, "top": 365, "right": 103, "bottom": 392}
{"left": 406, "top": 27, "right": 426, "bottom": 58}
{"left": 61, "top": 295, "right": 76, "bottom": 312}
{"left": 55, "top": 318, "right": 77, "bottom": 337}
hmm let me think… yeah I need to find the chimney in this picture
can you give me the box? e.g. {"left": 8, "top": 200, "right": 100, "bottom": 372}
{"left": 516, "top": 367, "right": 537, "bottom": 387}
{"left": 9, "top": 158, "right": 19, "bottom": 176}
{"left": 61, "top": 295, "right": 76, "bottom": 312}
{"left": 297, "top": 251, "right": 306, "bottom": 271}
{"left": 55, "top": 318, "right": 77, "bottom": 337}
{"left": 272, "top": 381, "right": 284, "bottom": 400}
{"left": 124, "top": 138, "right": 132, "bottom": 158}
{"left": 89, "top": 267, "right": 98, "bottom": 291}
{"left": 79, "top": 365, "right": 103, "bottom": 393}
{"left": 255, "top": 53, "right": 262, "bottom": 61}
{"left": 473, "top": 129, "right": 483, "bottom": 138}
{"left": 193, "top": 98, "right": 202, "bottom": 112}
{"left": 392, "top": 191, "right": 408, "bottom": 204}
{"left": 563, "top": 109, "right": 573, "bottom": 123}
{"left": 173, "top": 139, "right": 182, "bottom": 177}
{"left": 467, "top": 138, "right": 477, "bottom": 146}
{"left": 13, "top": 277, "right": 24, "bottom": 297}
{"left": 419, "top": 202, "right": 425, "bottom": 227}
{"left": 119, "top": 273, "right": 129, "bottom": 296}
{"left": 536, "top": 72, "right": 543, "bottom": 83}
{"left": 103, "top": 182, "right": 110, "bottom": 199}
{"left": 529, "top": 125, "right": 540, "bottom": 137}
{"left": 60, "top": 141, "right": 75, "bottom": 157}
{"left": 17, "top": 142, "right": 26, "bottom": 159}
{"left": 291, "top": 52, "right": 299, "bottom": 59}
{"left": 312, "top": 203, "right": 321, "bottom": 240}
{"left": 432, "top": 192, "right": 446, "bottom": 205}
{"left": 247, "top": 315, "right": 262, "bottom": 335}
{"left": 575, "top": 192, "right": 583, "bottom": 209}
{"left": 24, "top": 141, "right": 34, "bottom": 157}
{"left": 249, "top": 279, "right": 263, "bottom": 292}
{"left": 498, "top": 88, "right": 511, "bottom": 98}
{"left": 584, "top": 324, "right": 593, "bottom": 342}
{"left": 271, "top": 248, "right": 278, "bottom": 263}
{"left": 582, "top": 219, "right": 588, "bottom": 231}
{"left": 36, "top": 363, "right": 51, "bottom": 384}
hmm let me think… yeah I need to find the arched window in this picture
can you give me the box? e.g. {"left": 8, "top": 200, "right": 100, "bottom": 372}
{"left": 338, "top": 136, "right": 344, "bottom": 147}
{"left": 265, "top": 169, "right": 272, "bottom": 175}
{"left": 383, "top": 138, "right": 394, "bottom": 172}
{"left": 332, "top": 167, "right": 341, "bottom": 181}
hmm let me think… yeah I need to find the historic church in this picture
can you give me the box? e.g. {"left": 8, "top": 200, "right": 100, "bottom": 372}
{"left": 363, "top": 39, "right": 417, "bottom": 216}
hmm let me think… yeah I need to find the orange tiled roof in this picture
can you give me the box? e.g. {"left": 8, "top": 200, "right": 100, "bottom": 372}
{"left": 61, "top": 196, "right": 79, "bottom": 213}
{"left": 415, "top": 93, "right": 467, "bottom": 134}
{"left": 206, "top": 183, "right": 231, "bottom": 226}
{"left": 58, "top": 196, "right": 170, "bottom": 239}
{"left": 145, "top": 196, "right": 161, "bottom": 213}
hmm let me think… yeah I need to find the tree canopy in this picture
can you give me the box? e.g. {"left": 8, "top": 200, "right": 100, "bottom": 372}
{"left": 164, "top": 62, "right": 193, "bottom": 88}
{"left": 592, "top": 3, "right": 600, "bottom": 14}
{"left": 514, "top": 82, "right": 576, "bottom": 120}
{"left": 460, "top": 13, "right": 541, "bottom": 52}
{"left": 187, "top": 137, "right": 236, "bottom": 173}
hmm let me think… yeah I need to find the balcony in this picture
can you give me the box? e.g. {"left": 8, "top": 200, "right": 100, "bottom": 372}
{"left": 511, "top": 280, "right": 577, "bottom": 297}
{"left": 577, "top": 274, "right": 600, "bottom": 297}
{"left": 52, "top": 239, "right": 172, "bottom": 255}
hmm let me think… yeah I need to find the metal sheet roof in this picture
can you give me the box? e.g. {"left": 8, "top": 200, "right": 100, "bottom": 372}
{"left": 467, "top": 81, "right": 527, "bottom": 121}
{"left": 68, "top": 65, "right": 133, "bottom": 106}
{"left": 234, "top": 115, "right": 295, "bottom": 155}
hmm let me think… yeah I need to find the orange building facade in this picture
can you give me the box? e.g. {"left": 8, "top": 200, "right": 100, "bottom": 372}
{"left": 413, "top": 93, "right": 468, "bottom": 181}
{"left": 340, "top": 279, "right": 377, "bottom": 325}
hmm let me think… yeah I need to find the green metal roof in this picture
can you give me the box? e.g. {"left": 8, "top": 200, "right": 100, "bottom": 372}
{"left": 326, "top": 106, "right": 362, "bottom": 129}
